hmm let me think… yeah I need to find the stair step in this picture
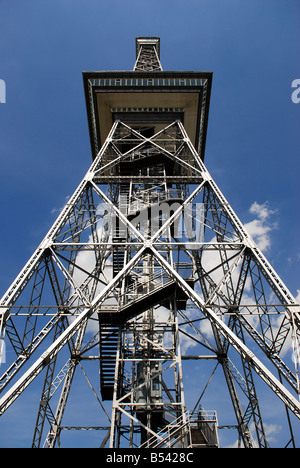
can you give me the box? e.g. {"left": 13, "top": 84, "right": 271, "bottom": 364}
{"left": 98, "top": 279, "right": 194, "bottom": 325}
{"left": 99, "top": 324, "right": 120, "bottom": 400}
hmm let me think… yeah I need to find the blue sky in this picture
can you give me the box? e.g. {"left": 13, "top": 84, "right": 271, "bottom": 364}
{"left": 0, "top": 0, "right": 300, "bottom": 448}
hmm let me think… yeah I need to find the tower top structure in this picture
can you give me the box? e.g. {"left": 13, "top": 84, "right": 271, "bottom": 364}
{"left": 1, "top": 34, "right": 300, "bottom": 449}
{"left": 134, "top": 37, "right": 161, "bottom": 71}
{"left": 83, "top": 37, "right": 212, "bottom": 161}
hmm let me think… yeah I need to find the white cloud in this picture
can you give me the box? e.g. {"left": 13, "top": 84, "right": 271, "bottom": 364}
{"left": 263, "top": 422, "right": 282, "bottom": 444}
{"left": 224, "top": 421, "right": 282, "bottom": 448}
{"left": 249, "top": 201, "right": 276, "bottom": 220}
{"left": 244, "top": 201, "right": 277, "bottom": 252}
{"left": 51, "top": 195, "right": 70, "bottom": 215}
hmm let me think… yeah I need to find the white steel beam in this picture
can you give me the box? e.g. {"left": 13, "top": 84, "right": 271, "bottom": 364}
{"left": 151, "top": 246, "right": 300, "bottom": 419}
{"left": 0, "top": 246, "right": 146, "bottom": 415}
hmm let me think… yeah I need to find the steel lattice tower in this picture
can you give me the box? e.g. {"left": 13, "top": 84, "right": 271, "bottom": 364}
{"left": 0, "top": 37, "right": 300, "bottom": 449}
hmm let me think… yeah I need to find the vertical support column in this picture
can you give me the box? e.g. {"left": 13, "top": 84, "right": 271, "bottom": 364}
{"left": 172, "top": 298, "right": 188, "bottom": 447}
{"left": 109, "top": 328, "right": 123, "bottom": 448}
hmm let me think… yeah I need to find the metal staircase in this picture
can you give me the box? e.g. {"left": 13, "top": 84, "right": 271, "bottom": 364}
{"left": 99, "top": 324, "right": 119, "bottom": 400}
{"left": 139, "top": 410, "right": 219, "bottom": 448}
{"left": 98, "top": 273, "right": 193, "bottom": 399}
{"left": 98, "top": 275, "right": 194, "bottom": 325}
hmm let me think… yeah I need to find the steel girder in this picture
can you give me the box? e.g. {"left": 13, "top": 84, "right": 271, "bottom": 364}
{"left": 0, "top": 119, "right": 299, "bottom": 448}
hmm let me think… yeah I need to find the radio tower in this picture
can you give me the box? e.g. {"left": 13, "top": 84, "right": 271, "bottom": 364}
{"left": 0, "top": 38, "right": 299, "bottom": 449}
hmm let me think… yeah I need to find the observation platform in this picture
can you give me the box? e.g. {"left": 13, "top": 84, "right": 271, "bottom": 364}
{"left": 83, "top": 38, "right": 212, "bottom": 161}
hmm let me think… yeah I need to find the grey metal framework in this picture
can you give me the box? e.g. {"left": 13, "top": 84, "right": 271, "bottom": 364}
{"left": 134, "top": 37, "right": 162, "bottom": 71}
{"left": 0, "top": 38, "right": 299, "bottom": 448}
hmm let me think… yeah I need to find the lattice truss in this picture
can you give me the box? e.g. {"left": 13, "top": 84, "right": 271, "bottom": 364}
{"left": 134, "top": 41, "right": 162, "bottom": 71}
{"left": 0, "top": 120, "right": 300, "bottom": 448}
